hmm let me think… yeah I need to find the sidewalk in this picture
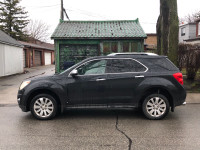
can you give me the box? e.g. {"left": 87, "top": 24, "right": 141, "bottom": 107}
{"left": 186, "top": 93, "right": 200, "bottom": 103}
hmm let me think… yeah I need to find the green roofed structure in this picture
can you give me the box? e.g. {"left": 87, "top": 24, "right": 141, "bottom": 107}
{"left": 51, "top": 19, "right": 147, "bottom": 73}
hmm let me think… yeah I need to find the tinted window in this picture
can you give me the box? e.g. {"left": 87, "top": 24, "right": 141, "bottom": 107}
{"left": 138, "top": 58, "right": 178, "bottom": 72}
{"left": 77, "top": 60, "right": 107, "bottom": 75}
{"left": 107, "top": 59, "right": 146, "bottom": 73}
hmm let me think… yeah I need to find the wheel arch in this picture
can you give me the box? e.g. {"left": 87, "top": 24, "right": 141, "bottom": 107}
{"left": 26, "top": 89, "right": 62, "bottom": 113}
{"left": 138, "top": 87, "right": 174, "bottom": 110}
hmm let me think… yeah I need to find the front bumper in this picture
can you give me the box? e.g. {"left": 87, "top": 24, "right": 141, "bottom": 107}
{"left": 17, "top": 90, "right": 28, "bottom": 112}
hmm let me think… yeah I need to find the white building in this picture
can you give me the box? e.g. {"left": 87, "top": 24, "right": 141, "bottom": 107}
{"left": 0, "top": 30, "right": 24, "bottom": 77}
{"left": 179, "top": 23, "right": 196, "bottom": 43}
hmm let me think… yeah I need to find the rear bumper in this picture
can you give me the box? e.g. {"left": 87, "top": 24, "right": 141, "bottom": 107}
{"left": 173, "top": 87, "right": 187, "bottom": 107}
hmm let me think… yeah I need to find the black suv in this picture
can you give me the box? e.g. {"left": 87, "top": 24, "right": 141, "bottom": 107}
{"left": 17, "top": 53, "right": 186, "bottom": 120}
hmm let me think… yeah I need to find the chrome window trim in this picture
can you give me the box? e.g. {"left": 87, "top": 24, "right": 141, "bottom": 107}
{"left": 68, "top": 58, "right": 148, "bottom": 77}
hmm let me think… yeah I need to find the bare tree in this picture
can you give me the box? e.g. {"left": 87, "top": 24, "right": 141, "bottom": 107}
{"left": 26, "top": 20, "right": 50, "bottom": 42}
{"left": 180, "top": 11, "right": 200, "bottom": 24}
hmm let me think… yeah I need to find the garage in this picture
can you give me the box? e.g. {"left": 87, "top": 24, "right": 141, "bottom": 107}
{"left": 19, "top": 41, "right": 54, "bottom": 68}
{"left": 59, "top": 44, "right": 98, "bottom": 70}
{"left": 0, "top": 30, "right": 24, "bottom": 77}
{"left": 34, "top": 50, "right": 42, "bottom": 66}
{"left": 45, "top": 52, "right": 51, "bottom": 65}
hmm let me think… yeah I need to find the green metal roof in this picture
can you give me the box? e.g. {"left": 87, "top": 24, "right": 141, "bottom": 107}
{"left": 51, "top": 19, "right": 147, "bottom": 40}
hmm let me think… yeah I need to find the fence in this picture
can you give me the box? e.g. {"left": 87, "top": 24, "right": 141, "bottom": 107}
{"left": 178, "top": 44, "right": 200, "bottom": 80}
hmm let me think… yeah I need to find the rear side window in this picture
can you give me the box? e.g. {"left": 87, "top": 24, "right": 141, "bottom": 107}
{"left": 138, "top": 58, "right": 178, "bottom": 72}
{"left": 106, "top": 59, "right": 146, "bottom": 73}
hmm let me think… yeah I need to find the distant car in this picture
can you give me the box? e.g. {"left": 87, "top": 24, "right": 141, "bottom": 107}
{"left": 17, "top": 53, "right": 186, "bottom": 120}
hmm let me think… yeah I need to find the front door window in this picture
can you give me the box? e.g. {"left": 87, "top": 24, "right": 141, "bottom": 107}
{"left": 77, "top": 59, "right": 107, "bottom": 75}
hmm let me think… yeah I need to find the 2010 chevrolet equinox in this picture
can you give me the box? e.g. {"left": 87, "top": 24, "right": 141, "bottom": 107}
{"left": 17, "top": 53, "right": 186, "bottom": 120}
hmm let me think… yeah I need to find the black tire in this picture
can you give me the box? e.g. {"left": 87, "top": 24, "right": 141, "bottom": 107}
{"left": 30, "top": 94, "right": 57, "bottom": 120}
{"left": 142, "top": 94, "right": 170, "bottom": 120}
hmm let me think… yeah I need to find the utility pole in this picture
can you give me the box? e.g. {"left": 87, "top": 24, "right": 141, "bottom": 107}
{"left": 60, "top": 0, "right": 64, "bottom": 21}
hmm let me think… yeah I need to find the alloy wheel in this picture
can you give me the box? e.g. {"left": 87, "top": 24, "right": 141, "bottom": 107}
{"left": 33, "top": 97, "right": 54, "bottom": 118}
{"left": 146, "top": 97, "right": 167, "bottom": 117}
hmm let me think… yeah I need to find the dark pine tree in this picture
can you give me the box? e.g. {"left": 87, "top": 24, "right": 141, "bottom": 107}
{"left": 0, "top": 0, "right": 29, "bottom": 41}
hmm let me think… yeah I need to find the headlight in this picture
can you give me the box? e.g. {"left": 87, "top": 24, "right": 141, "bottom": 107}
{"left": 19, "top": 80, "right": 31, "bottom": 90}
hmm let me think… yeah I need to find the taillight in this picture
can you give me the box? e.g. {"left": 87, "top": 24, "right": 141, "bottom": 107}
{"left": 173, "top": 73, "right": 183, "bottom": 85}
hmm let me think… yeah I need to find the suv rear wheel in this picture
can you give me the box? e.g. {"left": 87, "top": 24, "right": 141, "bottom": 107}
{"left": 142, "top": 94, "right": 169, "bottom": 120}
{"left": 30, "top": 94, "right": 57, "bottom": 120}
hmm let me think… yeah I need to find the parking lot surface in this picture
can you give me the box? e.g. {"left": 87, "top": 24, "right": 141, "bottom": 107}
{"left": 0, "top": 65, "right": 55, "bottom": 104}
{"left": 0, "top": 104, "right": 200, "bottom": 150}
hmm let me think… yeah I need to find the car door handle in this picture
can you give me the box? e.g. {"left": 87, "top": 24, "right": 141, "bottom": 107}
{"left": 135, "top": 75, "right": 144, "bottom": 78}
{"left": 96, "top": 78, "right": 106, "bottom": 81}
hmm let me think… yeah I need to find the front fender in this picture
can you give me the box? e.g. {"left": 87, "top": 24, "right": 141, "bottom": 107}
{"left": 21, "top": 79, "right": 66, "bottom": 112}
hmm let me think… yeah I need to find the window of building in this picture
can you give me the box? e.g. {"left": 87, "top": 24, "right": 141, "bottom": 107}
{"left": 103, "top": 42, "right": 118, "bottom": 55}
{"left": 198, "top": 22, "right": 200, "bottom": 36}
{"left": 131, "top": 42, "right": 138, "bottom": 52}
{"left": 181, "top": 27, "right": 186, "bottom": 36}
{"left": 123, "top": 42, "right": 129, "bottom": 52}
{"left": 103, "top": 42, "right": 110, "bottom": 55}
{"left": 111, "top": 42, "right": 118, "bottom": 52}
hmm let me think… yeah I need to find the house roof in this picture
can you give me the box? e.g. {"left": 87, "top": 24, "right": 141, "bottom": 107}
{"left": 19, "top": 41, "right": 54, "bottom": 51}
{"left": 0, "top": 30, "right": 23, "bottom": 48}
{"left": 179, "top": 22, "right": 196, "bottom": 27}
{"left": 184, "top": 37, "right": 200, "bottom": 42}
{"left": 51, "top": 19, "right": 147, "bottom": 40}
{"left": 147, "top": 33, "right": 157, "bottom": 36}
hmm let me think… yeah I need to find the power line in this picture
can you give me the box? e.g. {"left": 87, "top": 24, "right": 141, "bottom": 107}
{"left": 141, "top": 22, "right": 156, "bottom": 24}
{"left": 65, "top": 8, "right": 109, "bottom": 19}
{"left": 26, "top": 4, "right": 60, "bottom": 8}
{"left": 63, "top": 8, "right": 70, "bottom": 21}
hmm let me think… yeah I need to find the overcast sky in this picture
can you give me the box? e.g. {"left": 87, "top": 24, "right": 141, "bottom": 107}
{"left": 20, "top": 0, "right": 200, "bottom": 42}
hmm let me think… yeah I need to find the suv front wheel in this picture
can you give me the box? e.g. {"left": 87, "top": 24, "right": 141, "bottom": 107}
{"left": 142, "top": 94, "right": 169, "bottom": 120}
{"left": 30, "top": 94, "right": 57, "bottom": 120}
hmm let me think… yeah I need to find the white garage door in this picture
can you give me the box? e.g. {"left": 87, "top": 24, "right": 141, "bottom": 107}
{"left": 45, "top": 52, "right": 51, "bottom": 65}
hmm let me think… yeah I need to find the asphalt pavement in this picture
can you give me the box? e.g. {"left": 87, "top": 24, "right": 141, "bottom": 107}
{"left": 0, "top": 65, "right": 55, "bottom": 104}
{"left": 0, "top": 104, "right": 200, "bottom": 150}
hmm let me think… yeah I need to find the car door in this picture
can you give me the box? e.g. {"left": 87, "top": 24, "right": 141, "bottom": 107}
{"left": 106, "top": 58, "right": 147, "bottom": 106}
{"left": 67, "top": 59, "right": 109, "bottom": 105}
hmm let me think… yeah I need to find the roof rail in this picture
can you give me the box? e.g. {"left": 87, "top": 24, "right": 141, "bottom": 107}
{"left": 107, "top": 52, "right": 158, "bottom": 56}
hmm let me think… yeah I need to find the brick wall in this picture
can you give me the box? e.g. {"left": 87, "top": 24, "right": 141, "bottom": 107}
{"left": 146, "top": 34, "right": 157, "bottom": 45}
{"left": 145, "top": 34, "right": 157, "bottom": 50}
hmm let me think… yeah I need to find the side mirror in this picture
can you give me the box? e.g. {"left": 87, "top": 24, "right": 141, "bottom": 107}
{"left": 70, "top": 69, "right": 78, "bottom": 77}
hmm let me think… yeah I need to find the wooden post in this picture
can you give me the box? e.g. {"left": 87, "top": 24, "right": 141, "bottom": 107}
{"left": 41, "top": 50, "right": 45, "bottom": 66}
{"left": 32, "top": 49, "right": 35, "bottom": 67}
